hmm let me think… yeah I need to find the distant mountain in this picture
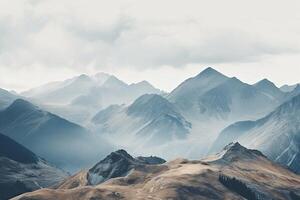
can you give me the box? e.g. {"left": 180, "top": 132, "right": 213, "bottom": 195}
{"left": 167, "top": 67, "right": 229, "bottom": 118}
{"left": 48, "top": 149, "right": 165, "bottom": 189}
{"left": 168, "top": 68, "right": 283, "bottom": 122}
{"left": 14, "top": 143, "right": 300, "bottom": 200}
{"left": 22, "top": 73, "right": 162, "bottom": 125}
{"left": 280, "top": 83, "right": 299, "bottom": 92}
{"left": 0, "top": 88, "right": 19, "bottom": 110}
{"left": 91, "top": 94, "right": 191, "bottom": 146}
{"left": 254, "top": 78, "right": 284, "bottom": 101}
{"left": 90, "top": 68, "right": 290, "bottom": 158}
{"left": 0, "top": 133, "right": 67, "bottom": 200}
{"left": 210, "top": 94, "right": 300, "bottom": 173}
{"left": 196, "top": 77, "right": 280, "bottom": 120}
{"left": 0, "top": 99, "right": 112, "bottom": 171}
{"left": 285, "top": 84, "right": 300, "bottom": 100}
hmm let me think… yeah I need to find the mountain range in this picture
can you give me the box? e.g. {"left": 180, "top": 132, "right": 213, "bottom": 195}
{"left": 91, "top": 94, "right": 191, "bottom": 147}
{"left": 210, "top": 94, "right": 300, "bottom": 173}
{"left": 12, "top": 143, "right": 300, "bottom": 200}
{"left": 1, "top": 67, "right": 300, "bottom": 198}
{"left": 88, "top": 67, "right": 300, "bottom": 159}
{"left": 167, "top": 67, "right": 286, "bottom": 122}
{"left": 21, "top": 73, "right": 162, "bottom": 125}
{"left": 0, "top": 99, "right": 112, "bottom": 171}
{"left": 0, "top": 133, "right": 67, "bottom": 200}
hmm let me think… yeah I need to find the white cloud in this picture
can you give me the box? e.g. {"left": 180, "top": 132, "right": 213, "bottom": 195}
{"left": 0, "top": 0, "right": 300, "bottom": 91}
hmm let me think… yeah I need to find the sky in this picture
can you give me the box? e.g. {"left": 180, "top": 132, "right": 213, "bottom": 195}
{"left": 0, "top": 0, "right": 300, "bottom": 92}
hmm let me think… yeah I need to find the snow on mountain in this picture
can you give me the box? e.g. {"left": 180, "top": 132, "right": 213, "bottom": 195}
{"left": 210, "top": 94, "right": 300, "bottom": 173}
{"left": 14, "top": 143, "right": 300, "bottom": 200}
{"left": 91, "top": 94, "right": 191, "bottom": 147}
{"left": 0, "top": 99, "right": 112, "bottom": 171}
{"left": 0, "top": 133, "right": 68, "bottom": 200}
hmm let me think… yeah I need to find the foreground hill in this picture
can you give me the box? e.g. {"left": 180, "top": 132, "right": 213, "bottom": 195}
{"left": 13, "top": 143, "right": 300, "bottom": 200}
{"left": 54, "top": 149, "right": 166, "bottom": 188}
{"left": 0, "top": 99, "right": 111, "bottom": 171}
{"left": 0, "top": 133, "right": 67, "bottom": 200}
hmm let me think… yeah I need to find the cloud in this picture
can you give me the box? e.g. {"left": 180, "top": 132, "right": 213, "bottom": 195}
{"left": 0, "top": 0, "right": 300, "bottom": 91}
{"left": 110, "top": 27, "right": 298, "bottom": 68}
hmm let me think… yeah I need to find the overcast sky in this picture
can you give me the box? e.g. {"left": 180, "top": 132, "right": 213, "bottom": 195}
{"left": 0, "top": 0, "right": 300, "bottom": 92}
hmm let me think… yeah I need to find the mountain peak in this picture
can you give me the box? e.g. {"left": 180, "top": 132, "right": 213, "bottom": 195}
{"left": 127, "top": 94, "right": 171, "bottom": 114}
{"left": 222, "top": 142, "right": 253, "bottom": 154}
{"left": 209, "top": 142, "right": 266, "bottom": 163}
{"left": 133, "top": 80, "right": 152, "bottom": 87}
{"left": 87, "top": 149, "right": 136, "bottom": 185}
{"left": 255, "top": 78, "right": 277, "bottom": 89}
{"left": 102, "top": 76, "right": 128, "bottom": 88}
{"left": 75, "top": 74, "right": 92, "bottom": 82}
{"left": 93, "top": 72, "right": 111, "bottom": 83}
{"left": 130, "top": 80, "right": 157, "bottom": 90}
{"left": 197, "top": 67, "right": 225, "bottom": 78}
{"left": 112, "top": 149, "right": 134, "bottom": 159}
{"left": 222, "top": 142, "right": 264, "bottom": 161}
{"left": 7, "top": 99, "right": 37, "bottom": 112}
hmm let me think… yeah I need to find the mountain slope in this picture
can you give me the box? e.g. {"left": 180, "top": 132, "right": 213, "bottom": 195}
{"left": 0, "top": 133, "right": 67, "bottom": 200}
{"left": 196, "top": 77, "right": 280, "bottom": 120}
{"left": 91, "top": 94, "right": 191, "bottom": 147}
{"left": 254, "top": 78, "right": 284, "bottom": 101}
{"left": 13, "top": 143, "right": 300, "bottom": 200}
{"left": 210, "top": 94, "right": 300, "bottom": 173}
{"left": 0, "top": 88, "right": 19, "bottom": 110}
{"left": 167, "top": 67, "right": 229, "bottom": 118}
{"left": 0, "top": 99, "right": 111, "bottom": 171}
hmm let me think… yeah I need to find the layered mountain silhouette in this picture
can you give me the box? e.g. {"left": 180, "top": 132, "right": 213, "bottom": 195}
{"left": 13, "top": 143, "right": 300, "bottom": 200}
{"left": 0, "top": 99, "right": 111, "bottom": 171}
{"left": 0, "top": 133, "right": 67, "bottom": 200}
{"left": 210, "top": 94, "right": 300, "bottom": 173}
{"left": 168, "top": 67, "right": 285, "bottom": 121}
{"left": 87, "top": 67, "right": 300, "bottom": 159}
{"left": 22, "top": 73, "right": 162, "bottom": 125}
{"left": 91, "top": 94, "right": 191, "bottom": 146}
